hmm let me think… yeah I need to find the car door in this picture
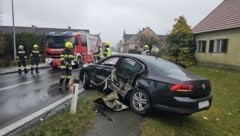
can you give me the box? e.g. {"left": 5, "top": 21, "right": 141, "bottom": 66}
{"left": 94, "top": 56, "right": 120, "bottom": 84}
{"left": 115, "top": 57, "right": 144, "bottom": 84}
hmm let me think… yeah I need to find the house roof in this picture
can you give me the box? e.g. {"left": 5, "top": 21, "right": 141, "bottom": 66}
{"left": 158, "top": 35, "right": 167, "bottom": 41}
{"left": 0, "top": 26, "right": 89, "bottom": 34}
{"left": 123, "top": 27, "right": 166, "bottom": 44}
{"left": 123, "top": 34, "right": 136, "bottom": 43}
{"left": 192, "top": 0, "right": 240, "bottom": 34}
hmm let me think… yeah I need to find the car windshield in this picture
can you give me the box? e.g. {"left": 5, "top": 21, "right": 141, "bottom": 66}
{"left": 46, "top": 36, "right": 71, "bottom": 49}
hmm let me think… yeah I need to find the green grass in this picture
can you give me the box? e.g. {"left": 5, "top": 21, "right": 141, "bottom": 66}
{"left": 21, "top": 90, "right": 102, "bottom": 136}
{"left": 20, "top": 66, "right": 240, "bottom": 136}
{"left": 142, "top": 66, "right": 240, "bottom": 136}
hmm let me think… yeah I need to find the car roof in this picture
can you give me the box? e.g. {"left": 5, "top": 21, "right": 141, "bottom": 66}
{"left": 110, "top": 53, "right": 164, "bottom": 64}
{"left": 109, "top": 53, "right": 207, "bottom": 83}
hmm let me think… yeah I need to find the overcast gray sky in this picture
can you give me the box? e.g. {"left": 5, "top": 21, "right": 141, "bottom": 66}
{"left": 0, "top": 0, "right": 223, "bottom": 46}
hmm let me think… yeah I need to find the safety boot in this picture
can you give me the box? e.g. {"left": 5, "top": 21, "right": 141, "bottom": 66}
{"left": 36, "top": 67, "right": 39, "bottom": 73}
{"left": 18, "top": 69, "right": 22, "bottom": 75}
{"left": 31, "top": 67, "right": 34, "bottom": 74}
{"left": 58, "top": 78, "right": 63, "bottom": 92}
{"left": 24, "top": 68, "right": 28, "bottom": 74}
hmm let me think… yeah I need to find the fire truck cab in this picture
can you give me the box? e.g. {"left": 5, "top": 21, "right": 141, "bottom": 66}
{"left": 45, "top": 31, "right": 101, "bottom": 68}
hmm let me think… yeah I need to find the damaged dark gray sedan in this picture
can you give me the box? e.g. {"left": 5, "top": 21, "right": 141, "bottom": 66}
{"left": 79, "top": 54, "right": 213, "bottom": 115}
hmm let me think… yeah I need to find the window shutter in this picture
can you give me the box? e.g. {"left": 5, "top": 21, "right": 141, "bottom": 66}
{"left": 196, "top": 41, "right": 199, "bottom": 52}
{"left": 209, "top": 40, "right": 214, "bottom": 53}
{"left": 222, "top": 39, "right": 228, "bottom": 53}
{"left": 192, "top": 41, "right": 197, "bottom": 52}
{"left": 203, "top": 41, "right": 206, "bottom": 53}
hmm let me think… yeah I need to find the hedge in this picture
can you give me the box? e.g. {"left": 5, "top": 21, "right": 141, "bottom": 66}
{"left": 0, "top": 32, "right": 45, "bottom": 67}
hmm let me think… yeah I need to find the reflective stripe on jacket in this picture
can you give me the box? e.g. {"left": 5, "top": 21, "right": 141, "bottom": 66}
{"left": 104, "top": 47, "right": 112, "bottom": 57}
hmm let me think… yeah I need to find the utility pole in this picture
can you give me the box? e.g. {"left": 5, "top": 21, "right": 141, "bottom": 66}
{"left": 12, "top": 0, "right": 16, "bottom": 61}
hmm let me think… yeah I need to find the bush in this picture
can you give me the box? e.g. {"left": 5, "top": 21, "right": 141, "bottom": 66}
{"left": 0, "top": 32, "right": 45, "bottom": 67}
{"left": 128, "top": 49, "right": 142, "bottom": 54}
{"left": 161, "top": 46, "right": 197, "bottom": 67}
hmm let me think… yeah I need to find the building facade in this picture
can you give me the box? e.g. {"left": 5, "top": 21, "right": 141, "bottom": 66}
{"left": 119, "top": 27, "right": 166, "bottom": 53}
{"left": 193, "top": 0, "right": 240, "bottom": 69}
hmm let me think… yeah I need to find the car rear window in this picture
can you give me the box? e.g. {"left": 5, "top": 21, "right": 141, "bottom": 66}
{"left": 144, "top": 57, "right": 187, "bottom": 76}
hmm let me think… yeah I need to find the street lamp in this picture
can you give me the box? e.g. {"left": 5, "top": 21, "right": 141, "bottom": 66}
{"left": 12, "top": 0, "right": 16, "bottom": 61}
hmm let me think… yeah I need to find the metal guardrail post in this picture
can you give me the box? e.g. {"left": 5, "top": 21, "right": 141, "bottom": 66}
{"left": 70, "top": 78, "right": 80, "bottom": 114}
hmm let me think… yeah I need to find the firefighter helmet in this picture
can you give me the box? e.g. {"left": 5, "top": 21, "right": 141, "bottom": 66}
{"left": 18, "top": 45, "right": 24, "bottom": 50}
{"left": 65, "top": 41, "right": 73, "bottom": 49}
{"left": 33, "top": 44, "right": 38, "bottom": 49}
{"left": 144, "top": 45, "right": 149, "bottom": 49}
{"left": 104, "top": 41, "right": 110, "bottom": 47}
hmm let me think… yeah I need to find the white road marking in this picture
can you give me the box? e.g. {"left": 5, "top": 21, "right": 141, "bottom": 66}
{"left": 0, "top": 88, "right": 85, "bottom": 135}
{"left": 0, "top": 81, "right": 34, "bottom": 91}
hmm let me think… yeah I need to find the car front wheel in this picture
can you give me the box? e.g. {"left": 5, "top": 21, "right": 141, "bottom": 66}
{"left": 130, "top": 88, "right": 150, "bottom": 115}
{"left": 82, "top": 72, "right": 91, "bottom": 89}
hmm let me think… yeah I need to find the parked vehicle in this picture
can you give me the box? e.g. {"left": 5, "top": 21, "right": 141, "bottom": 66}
{"left": 44, "top": 31, "right": 101, "bottom": 68}
{"left": 79, "top": 54, "right": 213, "bottom": 115}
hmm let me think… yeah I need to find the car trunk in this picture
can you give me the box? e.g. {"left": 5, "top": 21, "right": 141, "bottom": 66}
{"left": 171, "top": 79, "right": 211, "bottom": 98}
{"left": 188, "top": 80, "right": 211, "bottom": 98}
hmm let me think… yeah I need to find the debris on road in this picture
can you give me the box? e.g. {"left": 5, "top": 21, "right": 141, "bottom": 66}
{"left": 91, "top": 69, "right": 132, "bottom": 111}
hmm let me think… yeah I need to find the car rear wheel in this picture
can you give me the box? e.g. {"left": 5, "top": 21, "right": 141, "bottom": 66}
{"left": 130, "top": 88, "right": 150, "bottom": 115}
{"left": 82, "top": 72, "right": 91, "bottom": 89}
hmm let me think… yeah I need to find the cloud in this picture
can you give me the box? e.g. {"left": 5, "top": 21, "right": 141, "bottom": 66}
{"left": 0, "top": 0, "right": 223, "bottom": 45}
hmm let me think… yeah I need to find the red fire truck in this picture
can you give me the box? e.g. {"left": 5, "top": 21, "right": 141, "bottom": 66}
{"left": 44, "top": 31, "right": 101, "bottom": 68}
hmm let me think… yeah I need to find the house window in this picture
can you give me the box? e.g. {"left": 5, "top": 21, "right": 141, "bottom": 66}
{"left": 196, "top": 40, "right": 206, "bottom": 53}
{"left": 209, "top": 39, "right": 228, "bottom": 53}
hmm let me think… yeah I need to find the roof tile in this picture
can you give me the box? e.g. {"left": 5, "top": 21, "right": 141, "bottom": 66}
{"left": 193, "top": 0, "right": 240, "bottom": 34}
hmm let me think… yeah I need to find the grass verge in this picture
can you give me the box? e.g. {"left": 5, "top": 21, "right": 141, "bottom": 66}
{"left": 141, "top": 66, "right": 240, "bottom": 136}
{"left": 21, "top": 90, "right": 102, "bottom": 136}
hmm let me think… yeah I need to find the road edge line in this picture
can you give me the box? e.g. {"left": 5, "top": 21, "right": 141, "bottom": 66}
{"left": 0, "top": 88, "right": 84, "bottom": 135}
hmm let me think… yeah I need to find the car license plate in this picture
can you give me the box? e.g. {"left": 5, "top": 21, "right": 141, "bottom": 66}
{"left": 198, "top": 101, "right": 209, "bottom": 109}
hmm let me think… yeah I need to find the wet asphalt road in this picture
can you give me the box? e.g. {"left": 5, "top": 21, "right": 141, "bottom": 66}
{"left": 0, "top": 68, "right": 80, "bottom": 129}
{"left": 0, "top": 67, "right": 144, "bottom": 136}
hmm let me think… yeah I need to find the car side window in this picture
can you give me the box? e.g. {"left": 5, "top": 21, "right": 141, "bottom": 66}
{"left": 101, "top": 57, "right": 119, "bottom": 66}
{"left": 118, "top": 58, "right": 143, "bottom": 74}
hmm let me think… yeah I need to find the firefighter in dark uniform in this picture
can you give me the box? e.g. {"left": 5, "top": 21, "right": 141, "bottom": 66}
{"left": 59, "top": 41, "right": 76, "bottom": 91}
{"left": 30, "top": 44, "right": 41, "bottom": 74}
{"left": 17, "top": 45, "right": 28, "bottom": 74}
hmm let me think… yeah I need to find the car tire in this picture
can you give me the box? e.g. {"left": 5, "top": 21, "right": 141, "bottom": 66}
{"left": 82, "top": 72, "right": 91, "bottom": 89}
{"left": 130, "top": 88, "right": 150, "bottom": 116}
